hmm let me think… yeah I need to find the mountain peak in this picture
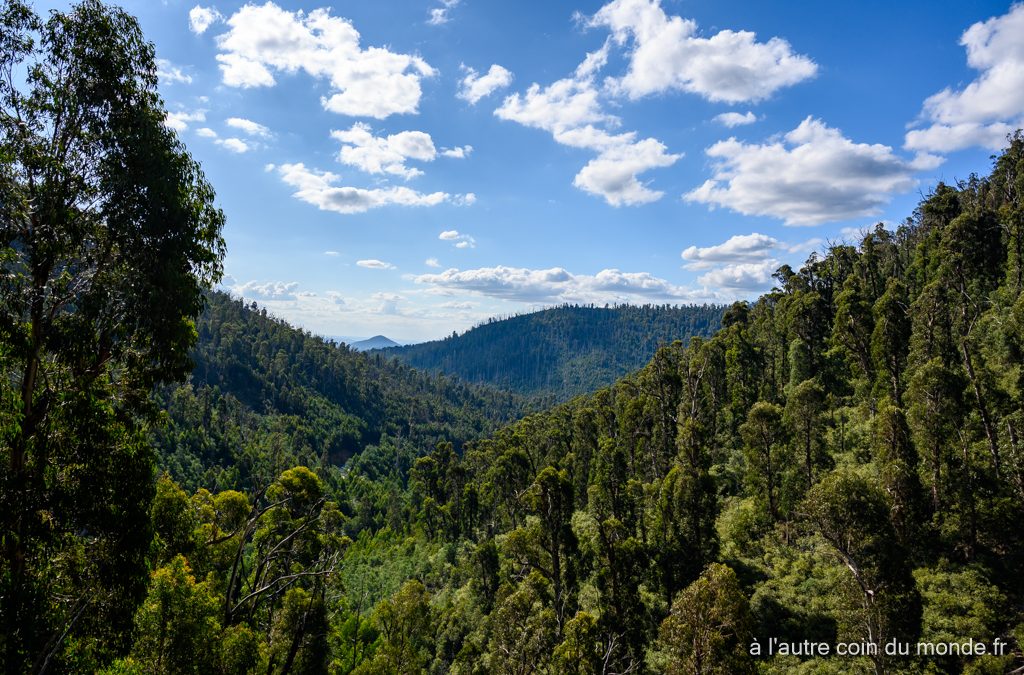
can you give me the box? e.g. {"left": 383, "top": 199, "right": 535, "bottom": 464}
{"left": 349, "top": 335, "right": 400, "bottom": 351}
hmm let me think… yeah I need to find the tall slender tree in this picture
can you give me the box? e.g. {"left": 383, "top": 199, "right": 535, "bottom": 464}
{"left": 0, "top": 1, "right": 225, "bottom": 669}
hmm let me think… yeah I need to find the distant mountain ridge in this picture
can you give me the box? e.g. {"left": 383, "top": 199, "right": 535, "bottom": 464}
{"left": 382, "top": 303, "right": 726, "bottom": 400}
{"left": 349, "top": 335, "right": 400, "bottom": 351}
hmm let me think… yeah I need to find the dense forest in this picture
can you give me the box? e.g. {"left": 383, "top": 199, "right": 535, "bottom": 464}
{"left": 382, "top": 304, "right": 724, "bottom": 400}
{"left": 115, "top": 135, "right": 1024, "bottom": 674}
{"left": 155, "top": 291, "right": 524, "bottom": 492}
{"left": 5, "top": 2, "right": 1024, "bottom": 674}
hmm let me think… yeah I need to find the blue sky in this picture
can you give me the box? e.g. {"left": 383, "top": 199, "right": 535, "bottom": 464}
{"left": 39, "top": 0, "right": 1024, "bottom": 341}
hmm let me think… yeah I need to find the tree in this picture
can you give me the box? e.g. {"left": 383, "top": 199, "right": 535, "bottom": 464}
{"left": 129, "top": 556, "right": 221, "bottom": 674}
{"left": 871, "top": 278, "right": 911, "bottom": 405}
{"left": 739, "top": 402, "right": 789, "bottom": 521}
{"left": 802, "top": 471, "right": 922, "bottom": 674}
{"left": 0, "top": 1, "right": 225, "bottom": 669}
{"left": 649, "top": 563, "right": 754, "bottom": 675}
{"left": 360, "top": 580, "right": 434, "bottom": 674}
{"left": 784, "top": 379, "right": 828, "bottom": 489}
{"left": 873, "top": 402, "right": 926, "bottom": 549}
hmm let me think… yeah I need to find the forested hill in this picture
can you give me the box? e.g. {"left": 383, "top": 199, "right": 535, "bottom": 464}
{"left": 152, "top": 291, "right": 525, "bottom": 490}
{"left": 332, "top": 136, "right": 1024, "bottom": 673}
{"left": 382, "top": 303, "right": 725, "bottom": 399}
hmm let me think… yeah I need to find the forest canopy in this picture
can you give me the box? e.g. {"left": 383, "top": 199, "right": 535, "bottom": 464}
{"left": 3, "top": 1, "right": 1024, "bottom": 674}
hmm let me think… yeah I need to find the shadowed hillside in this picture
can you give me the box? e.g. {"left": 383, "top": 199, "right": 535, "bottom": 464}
{"left": 382, "top": 303, "right": 725, "bottom": 400}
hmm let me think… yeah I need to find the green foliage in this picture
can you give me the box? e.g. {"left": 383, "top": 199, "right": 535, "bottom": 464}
{"left": 4, "top": 3, "right": 1024, "bottom": 668}
{"left": 154, "top": 291, "right": 525, "bottom": 493}
{"left": 131, "top": 556, "right": 221, "bottom": 674}
{"left": 385, "top": 304, "right": 724, "bottom": 400}
{"left": 0, "top": 0, "right": 224, "bottom": 669}
{"left": 649, "top": 563, "right": 754, "bottom": 675}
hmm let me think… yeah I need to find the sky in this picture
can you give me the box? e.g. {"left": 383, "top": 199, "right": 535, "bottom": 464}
{"left": 37, "top": 0, "right": 1024, "bottom": 342}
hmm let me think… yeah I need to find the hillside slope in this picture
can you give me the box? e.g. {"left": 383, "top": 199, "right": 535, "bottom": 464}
{"left": 138, "top": 138, "right": 1024, "bottom": 674}
{"left": 153, "top": 292, "right": 524, "bottom": 490}
{"left": 382, "top": 303, "right": 725, "bottom": 399}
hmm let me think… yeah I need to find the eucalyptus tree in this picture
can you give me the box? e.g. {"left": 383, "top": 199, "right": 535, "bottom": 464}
{"left": 0, "top": 1, "right": 225, "bottom": 669}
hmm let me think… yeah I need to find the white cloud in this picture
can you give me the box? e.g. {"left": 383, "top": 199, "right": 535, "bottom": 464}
{"left": 357, "top": 259, "right": 396, "bottom": 270}
{"left": 681, "top": 233, "right": 779, "bottom": 270}
{"left": 496, "top": 46, "right": 680, "bottom": 206}
{"left": 458, "top": 64, "right": 514, "bottom": 104}
{"left": 164, "top": 109, "right": 206, "bottom": 131}
{"left": 414, "top": 265, "right": 712, "bottom": 304}
{"left": 714, "top": 111, "right": 757, "bottom": 128}
{"left": 440, "top": 145, "right": 473, "bottom": 158}
{"left": 906, "top": 4, "right": 1024, "bottom": 153}
{"left": 196, "top": 127, "right": 218, "bottom": 138}
{"left": 573, "top": 137, "right": 679, "bottom": 206}
{"left": 496, "top": 74, "right": 613, "bottom": 135}
{"left": 214, "top": 3, "right": 435, "bottom": 118}
{"left": 697, "top": 260, "right": 778, "bottom": 291}
{"left": 440, "top": 230, "right": 476, "bottom": 248}
{"left": 330, "top": 123, "right": 466, "bottom": 180}
{"left": 324, "top": 250, "right": 340, "bottom": 256}
{"left": 372, "top": 292, "right": 404, "bottom": 314}
{"left": 227, "top": 117, "right": 272, "bottom": 137}
{"left": 425, "top": 257, "right": 441, "bottom": 268}
{"left": 685, "top": 117, "right": 918, "bottom": 226}
{"left": 216, "top": 137, "right": 250, "bottom": 153}
{"left": 589, "top": 0, "right": 816, "bottom": 103}
{"left": 273, "top": 162, "right": 458, "bottom": 214}
{"left": 157, "top": 59, "right": 192, "bottom": 85}
{"left": 679, "top": 232, "right": 824, "bottom": 291}
{"left": 234, "top": 280, "right": 299, "bottom": 301}
{"left": 189, "top": 5, "right": 222, "bottom": 35}
{"left": 428, "top": 0, "right": 460, "bottom": 25}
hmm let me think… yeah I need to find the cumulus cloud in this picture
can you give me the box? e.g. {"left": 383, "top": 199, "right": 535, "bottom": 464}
{"left": 234, "top": 280, "right": 299, "bottom": 301}
{"left": 496, "top": 71, "right": 613, "bottom": 135}
{"left": 227, "top": 117, "right": 272, "bottom": 137}
{"left": 439, "top": 230, "right": 476, "bottom": 248}
{"left": 157, "top": 59, "right": 192, "bottom": 85}
{"left": 324, "top": 250, "right": 340, "bottom": 256}
{"left": 680, "top": 232, "right": 825, "bottom": 291}
{"left": 272, "top": 162, "right": 459, "bottom": 214}
{"left": 189, "top": 5, "right": 222, "bottom": 35}
{"left": 496, "top": 45, "right": 680, "bottom": 206}
{"left": 714, "top": 111, "right": 757, "bottom": 127}
{"left": 216, "top": 137, "right": 250, "bottom": 153}
{"left": 164, "top": 109, "right": 206, "bottom": 131}
{"left": 428, "top": 0, "right": 460, "bottom": 25}
{"left": 685, "top": 117, "right": 918, "bottom": 226}
{"left": 681, "top": 233, "right": 779, "bottom": 270}
{"left": 196, "top": 127, "right": 218, "bottom": 138}
{"left": 414, "top": 265, "right": 711, "bottom": 304}
{"left": 213, "top": 3, "right": 435, "bottom": 118}
{"left": 330, "top": 123, "right": 468, "bottom": 180}
{"left": 357, "top": 259, "right": 396, "bottom": 270}
{"left": 372, "top": 292, "right": 404, "bottom": 314}
{"left": 905, "top": 4, "right": 1024, "bottom": 153}
{"left": 573, "top": 137, "right": 679, "bottom": 206}
{"left": 425, "top": 257, "right": 441, "bottom": 268}
{"left": 697, "top": 260, "right": 778, "bottom": 291}
{"left": 589, "top": 0, "right": 816, "bottom": 103}
{"left": 440, "top": 145, "right": 473, "bottom": 158}
{"left": 458, "top": 64, "right": 514, "bottom": 104}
